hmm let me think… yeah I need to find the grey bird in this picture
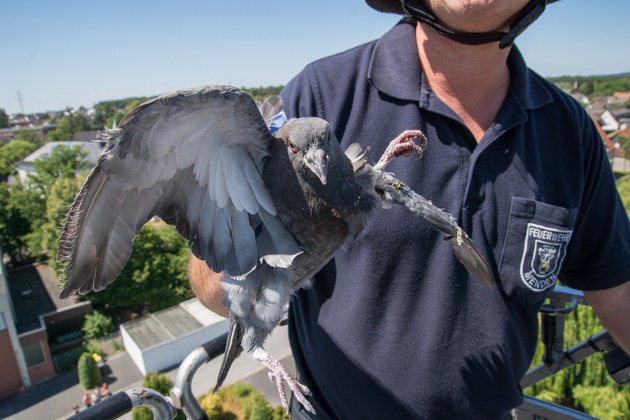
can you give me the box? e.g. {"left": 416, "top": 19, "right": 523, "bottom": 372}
{"left": 57, "top": 85, "right": 493, "bottom": 414}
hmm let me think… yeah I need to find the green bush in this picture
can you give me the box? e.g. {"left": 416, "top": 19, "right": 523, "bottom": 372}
{"left": 250, "top": 401, "right": 274, "bottom": 420}
{"left": 77, "top": 352, "right": 101, "bottom": 390}
{"left": 573, "top": 385, "right": 630, "bottom": 420}
{"left": 82, "top": 310, "right": 114, "bottom": 340}
{"left": 525, "top": 304, "right": 630, "bottom": 418}
{"left": 198, "top": 381, "right": 285, "bottom": 420}
{"left": 83, "top": 340, "right": 104, "bottom": 358}
{"left": 132, "top": 372, "right": 185, "bottom": 420}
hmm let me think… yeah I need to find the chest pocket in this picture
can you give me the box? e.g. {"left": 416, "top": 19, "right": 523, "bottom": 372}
{"left": 498, "top": 197, "right": 577, "bottom": 308}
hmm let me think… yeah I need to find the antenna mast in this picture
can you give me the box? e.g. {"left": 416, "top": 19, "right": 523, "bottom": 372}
{"left": 17, "top": 91, "right": 25, "bottom": 114}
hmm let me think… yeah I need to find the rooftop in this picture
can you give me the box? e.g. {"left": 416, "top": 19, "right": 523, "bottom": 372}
{"left": 121, "top": 299, "right": 225, "bottom": 350}
{"left": 20, "top": 141, "right": 104, "bottom": 166}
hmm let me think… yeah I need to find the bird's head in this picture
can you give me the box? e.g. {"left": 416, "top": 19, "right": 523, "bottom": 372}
{"left": 277, "top": 118, "right": 332, "bottom": 185}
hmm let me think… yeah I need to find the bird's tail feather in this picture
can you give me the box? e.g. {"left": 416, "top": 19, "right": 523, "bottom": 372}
{"left": 214, "top": 317, "right": 244, "bottom": 394}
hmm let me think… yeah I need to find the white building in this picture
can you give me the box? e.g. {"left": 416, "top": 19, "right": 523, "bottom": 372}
{"left": 120, "top": 299, "right": 228, "bottom": 375}
{"left": 16, "top": 141, "right": 103, "bottom": 185}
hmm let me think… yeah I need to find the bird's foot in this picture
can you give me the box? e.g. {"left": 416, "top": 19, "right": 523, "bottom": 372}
{"left": 253, "top": 348, "right": 315, "bottom": 415}
{"left": 374, "top": 130, "right": 427, "bottom": 171}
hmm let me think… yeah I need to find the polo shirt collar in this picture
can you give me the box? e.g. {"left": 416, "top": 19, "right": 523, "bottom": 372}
{"left": 368, "top": 20, "right": 423, "bottom": 102}
{"left": 368, "top": 20, "right": 552, "bottom": 110}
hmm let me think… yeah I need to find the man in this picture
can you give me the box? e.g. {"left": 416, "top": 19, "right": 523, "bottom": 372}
{"left": 189, "top": 0, "right": 630, "bottom": 417}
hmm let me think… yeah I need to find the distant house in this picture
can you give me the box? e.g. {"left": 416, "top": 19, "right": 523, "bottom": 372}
{"left": 600, "top": 110, "right": 621, "bottom": 132}
{"left": 568, "top": 92, "right": 590, "bottom": 106}
{"left": 16, "top": 140, "right": 104, "bottom": 185}
{"left": 612, "top": 91, "right": 630, "bottom": 103}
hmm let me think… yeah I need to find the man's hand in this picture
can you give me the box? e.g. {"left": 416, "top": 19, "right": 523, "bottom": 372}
{"left": 188, "top": 256, "right": 229, "bottom": 317}
{"left": 585, "top": 281, "right": 630, "bottom": 356}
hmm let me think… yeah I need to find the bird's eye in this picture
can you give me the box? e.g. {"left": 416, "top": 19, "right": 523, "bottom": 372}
{"left": 287, "top": 139, "right": 299, "bottom": 154}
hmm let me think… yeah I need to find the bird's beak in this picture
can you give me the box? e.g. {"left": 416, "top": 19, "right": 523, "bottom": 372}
{"left": 304, "top": 148, "right": 328, "bottom": 185}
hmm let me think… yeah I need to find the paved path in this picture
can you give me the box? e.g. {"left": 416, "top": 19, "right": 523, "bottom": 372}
{"left": 0, "top": 327, "right": 293, "bottom": 419}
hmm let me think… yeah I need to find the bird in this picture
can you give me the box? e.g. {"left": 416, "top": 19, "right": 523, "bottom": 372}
{"left": 57, "top": 85, "right": 494, "bottom": 414}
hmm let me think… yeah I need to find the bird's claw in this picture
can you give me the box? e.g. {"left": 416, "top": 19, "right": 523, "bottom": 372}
{"left": 260, "top": 355, "right": 315, "bottom": 415}
{"left": 374, "top": 130, "right": 427, "bottom": 171}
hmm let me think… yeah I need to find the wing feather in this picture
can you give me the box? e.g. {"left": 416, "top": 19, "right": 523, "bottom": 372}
{"left": 58, "top": 85, "right": 298, "bottom": 298}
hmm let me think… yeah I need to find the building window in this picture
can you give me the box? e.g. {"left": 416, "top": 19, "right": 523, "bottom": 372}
{"left": 23, "top": 341, "right": 45, "bottom": 367}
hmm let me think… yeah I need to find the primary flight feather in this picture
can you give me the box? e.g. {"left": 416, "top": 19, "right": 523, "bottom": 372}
{"left": 57, "top": 85, "right": 493, "bottom": 414}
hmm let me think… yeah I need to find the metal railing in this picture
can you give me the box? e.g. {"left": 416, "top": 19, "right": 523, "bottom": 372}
{"left": 514, "top": 285, "right": 629, "bottom": 420}
{"left": 69, "top": 332, "right": 228, "bottom": 420}
{"left": 68, "top": 286, "right": 628, "bottom": 420}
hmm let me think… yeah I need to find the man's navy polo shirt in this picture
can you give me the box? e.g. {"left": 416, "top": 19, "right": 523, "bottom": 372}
{"left": 280, "top": 20, "right": 630, "bottom": 419}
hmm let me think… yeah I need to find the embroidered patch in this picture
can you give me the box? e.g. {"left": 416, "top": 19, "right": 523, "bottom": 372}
{"left": 520, "top": 223, "right": 572, "bottom": 292}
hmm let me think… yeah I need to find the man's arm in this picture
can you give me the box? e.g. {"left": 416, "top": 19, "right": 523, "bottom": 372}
{"left": 584, "top": 281, "right": 630, "bottom": 355}
{"left": 188, "top": 256, "right": 228, "bottom": 317}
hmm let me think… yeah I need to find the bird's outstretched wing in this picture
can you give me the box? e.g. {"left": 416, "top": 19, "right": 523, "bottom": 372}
{"left": 58, "top": 85, "right": 302, "bottom": 298}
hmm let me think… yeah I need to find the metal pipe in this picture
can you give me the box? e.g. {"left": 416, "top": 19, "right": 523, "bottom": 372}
{"left": 170, "top": 332, "right": 228, "bottom": 420}
{"left": 125, "top": 387, "right": 177, "bottom": 420}
{"left": 521, "top": 330, "right": 615, "bottom": 388}
{"left": 68, "top": 387, "right": 176, "bottom": 420}
{"left": 68, "top": 392, "right": 132, "bottom": 420}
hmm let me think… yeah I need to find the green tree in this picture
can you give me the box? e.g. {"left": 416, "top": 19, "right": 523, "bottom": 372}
{"left": 243, "top": 86, "right": 284, "bottom": 102}
{"left": 38, "top": 175, "right": 84, "bottom": 263}
{"left": 547, "top": 75, "right": 630, "bottom": 98}
{"left": 573, "top": 385, "right": 630, "bottom": 419}
{"left": 0, "top": 109, "right": 8, "bottom": 129}
{"left": 104, "top": 99, "right": 143, "bottom": 129}
{"left": 13, "top": 128, "right": 44, "bottom": 147}
{"left": 92, "top": 97, "right": 150, "bottom": 129}
{"left": 0, "top": 182, "right": 45, "bottom": 264}
{"left": 83, "top": 223, "right": 193, "bottom": 317}
{"left": 617, "top": 175, "right": 630, "bottom": 218}
{"left": 0, "top": 145, "right": 88, "bottom": 264}
{"left": 77, "top": 352, "right": 102, "bottom": 390}
{"left": 22, "top": 145, "right": 89, "bottom": 258}
{"left": 525, "top": 304, "right": 630, "bottom": 417}
{"left": 82, "top": 310, "right": 115, "bottom": 340}
{"left": 0, "top": 140, "right": 37, "bottom": 178}
{"left": 26, "top": 145, "right": 89, "bottom": 196}
{"left": 48, "top": 113, "right": 90, "bottom": 141}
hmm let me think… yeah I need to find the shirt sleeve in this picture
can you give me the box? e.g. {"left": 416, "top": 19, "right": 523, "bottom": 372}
{"left": 559, "top": 111, "right": 630, "bottom": 291}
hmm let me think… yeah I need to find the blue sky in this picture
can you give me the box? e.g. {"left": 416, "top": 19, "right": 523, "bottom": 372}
{"left": 2, "top": 0, "right": 629, "bottom": 115}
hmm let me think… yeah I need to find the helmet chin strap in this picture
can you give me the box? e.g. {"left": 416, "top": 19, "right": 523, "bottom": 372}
{"left": 402, "top": 0, "right": 548, "bottom": 49}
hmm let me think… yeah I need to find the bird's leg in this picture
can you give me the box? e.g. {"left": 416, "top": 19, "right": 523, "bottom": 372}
{"left": 252, "top": 347, "right": 315, "bottom": 415}
{"left": 374, "top": 129, "right": 427, "bottom": 171}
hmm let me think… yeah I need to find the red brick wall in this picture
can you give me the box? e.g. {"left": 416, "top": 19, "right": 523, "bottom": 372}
{"left": 0, "top": 330, "right": 24, "bottom": 397}
{"left": 19, "top": 329, "right": 55, "bottom": 385}
{"left": 26, "top": 341, "right": 55, "bottom": 385}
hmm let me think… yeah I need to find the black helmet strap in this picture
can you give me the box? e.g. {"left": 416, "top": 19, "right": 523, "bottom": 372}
{"left": 401, "top": 0, "right": 547, "bottom": 48}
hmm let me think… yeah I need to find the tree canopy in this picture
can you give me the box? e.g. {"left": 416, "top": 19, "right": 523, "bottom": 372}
{"left": 549, "top": 74, "right": 630, "bottom": 98}
{"left": 0, "top": 109, "right": 8, "bottom": 128}
{"left": 13, "top": 128, "right": 45, "bottom": 147}
{"left": 47, "top": 113, "right": 90, "bottom": 141}
{"left": 0, "top": 145, "right": 88, "bottom": 265}
{"left": 27, "top": 145, "right": 89, "bottom": 196}
{"left": 78, "top": 222, "right": 193, "bottom": 318}
{"left": 0, "top": 140, "right": 37, "bottom": 178}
